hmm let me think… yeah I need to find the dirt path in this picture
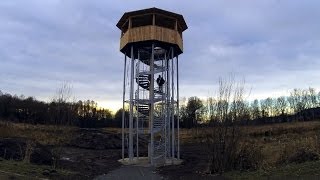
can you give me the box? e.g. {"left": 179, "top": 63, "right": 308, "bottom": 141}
{"left": 94, "top": 166, "right": 163, "bottom": 180}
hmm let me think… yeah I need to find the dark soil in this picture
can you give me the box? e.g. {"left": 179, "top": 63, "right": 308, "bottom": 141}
{"left": 59, "top": 147, "right": 122, "bottom": 179}
{"left": 158, "top": 143, "right": 225, "bottom": 180}
{"left": 60, "top": 130, "right": 222, "bottom": 179}
{"left": 0, "top": 129, "right": 124, "bottom": 179}
{"left": 58, "top": 129, "right": 127, "bottom": 179}
{"left": 69, "top": 129, "right": 123, "bottom": 150}
{"left": 0, "top": 129, "right": 219, "bottom": 179}
{"left": 0, "top": 137, "right": 53, "bottom": 165}
{"left": 57, "top": 129, "right": 148, "bottom": 179}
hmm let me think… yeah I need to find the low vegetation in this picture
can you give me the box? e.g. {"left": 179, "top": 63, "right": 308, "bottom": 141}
{"left": 0, "top": 158, "right": 77, "bottom": 179}
{"left": 225, "top": 160, "right": 320, "bottom": 179}
{"left": 185, "top": 121, "right": 320, "bottom": 177}
{"left": 0, "top": 120, "right": 75, "bottom": 145}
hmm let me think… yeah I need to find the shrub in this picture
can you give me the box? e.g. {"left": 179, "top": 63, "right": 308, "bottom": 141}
{"left": 235, "top": 142, "right": 263, "bottom": 171}
{"left": 204, "top": 127, "right": 239, "bottom": 174}
{"left": 204, "top": 130, "right": 263, "bottom": 174}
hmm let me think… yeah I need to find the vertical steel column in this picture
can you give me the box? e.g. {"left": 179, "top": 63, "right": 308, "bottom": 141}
{"left": 122, "top": 53, "right": 127, "bottom": 160}
{"left": 171, "top": 48, "right": 175, "bottom": 159}
{"left": 176, "top": 55, "right": 180, "bottom": 159}
{"left": 150, "top": 44, "right": 155, "bottom": 165}
{"left": 162, "top": 52, "right": 168, "bottom": 160}
{"left": 129, "top": 46, "right": 134, "bottom": 161}
{"left": 166, "top": 49, "right": 171, "bottom": 158}
{"left": 136, "top": 50, "right": 140, "bottom": 158}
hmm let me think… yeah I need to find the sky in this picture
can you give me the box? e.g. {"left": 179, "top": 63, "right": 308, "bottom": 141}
{"left": 1, "top": 0, "right": 320, "bottom": 112}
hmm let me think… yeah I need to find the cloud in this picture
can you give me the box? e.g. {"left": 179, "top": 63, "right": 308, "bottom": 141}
{"left": 1, "top": 0, "right": 320, "bottom": 111}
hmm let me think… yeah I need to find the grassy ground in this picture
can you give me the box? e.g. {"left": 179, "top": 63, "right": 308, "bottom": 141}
{"left": 0, "top": 121, "right": 122, "bottom": 179}
{"left": 167, "top": 121, "right": 320, "bottom": 179}
{"left": 225, "top": 160, "right": 320, "bottom": 179}
{"left": 0, "top": 158, "right": 77, "bottom": 179}
{"left": 0, "top": 121, "right": 80, "bottom": 179}
{"left": 186, "top": 121, "right": 320, "bottom": 166}
{"left": 247, "top": 121, "right": 320, "bottom": 166}
{"left": 0, "top": 121, "right": 76, "bottom": 145}
{"left": 1, "top": 120, "right": 320, "bottom": 179}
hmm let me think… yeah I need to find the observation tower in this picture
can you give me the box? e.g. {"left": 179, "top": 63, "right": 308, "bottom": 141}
{"left": 117, "top": 7, "right": 187, "bottom": 166}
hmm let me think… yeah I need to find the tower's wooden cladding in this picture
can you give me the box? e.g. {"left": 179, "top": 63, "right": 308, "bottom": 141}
{"left": 117, "top": 8, "right": 187, "bottom": 56}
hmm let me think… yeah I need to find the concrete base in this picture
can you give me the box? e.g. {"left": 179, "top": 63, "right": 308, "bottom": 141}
{"left": 118, "top": 157, "right": 151, "bottom": 167}
{"left": 118, "top": 157, "right": 183, "bottom": 167}
{"left": 164, "top": 158, "right": 183, "bottom": 165}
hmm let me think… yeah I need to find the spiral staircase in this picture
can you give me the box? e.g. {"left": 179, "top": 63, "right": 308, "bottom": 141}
{"left": 134, "top": 51, "right": 169, "bottom": 165}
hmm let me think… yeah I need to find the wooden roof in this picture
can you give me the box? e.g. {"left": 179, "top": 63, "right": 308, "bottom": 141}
{"left": 116, "top": 7, "right": 188, "bottom": 32}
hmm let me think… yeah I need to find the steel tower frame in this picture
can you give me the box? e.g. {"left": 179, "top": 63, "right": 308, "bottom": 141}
{"left": 121, "top": 43, "right": 180, "bottom": 166}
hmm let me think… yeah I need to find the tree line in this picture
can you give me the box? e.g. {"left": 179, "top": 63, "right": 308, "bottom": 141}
{"left": 0, "top": 90, "right": 126, "bottom": 128}
{"left": 1, "top": 85, "right": 320, "bottom": 128}
{"left": 180, "top": 87, "right": 320, "bottom": 128}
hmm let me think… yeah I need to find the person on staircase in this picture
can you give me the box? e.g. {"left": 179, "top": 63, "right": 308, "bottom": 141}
{"left": 148, "top": 74, "right": 151, "bottom": 83}
{"left": 156, "top": 75, "right": 165, "bottom": 93}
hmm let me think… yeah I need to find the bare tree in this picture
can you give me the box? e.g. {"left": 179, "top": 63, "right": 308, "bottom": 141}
{"left": 317, "top": 92, "right": 320, "bottom": 107}
{"left": 304, "top": 87, "right": 318, "bottom": 120}
{"left": 251, "top": 99, "right": 261, "bottom": 120}
{"left": 51, "top": 81, "right": 74, "bottom": 125}
{"left": 260, "top": 99, "right": 269, "bottom": 118}
{"left": 185, "top": 96, "right": 203, "bottom": 128}
{"left": 276, "top": 96, "right": 287, "bottom": 117}
{"left": 265, "top": 97, "right": 275, "bottom": 117}
{"left": 288, "top": 89, "right": 308, "bottom": 120}
{"left": 205, "top": 76, "right": 250, "bottom": 173}
{"left": 306, "top": 87, "right": 318, "bottom": 109}
{"left": 50, "top": 82, "right": 74, "bottom": 169}
{"left": 207, "top": 97, "right": 216, "bottom": 122}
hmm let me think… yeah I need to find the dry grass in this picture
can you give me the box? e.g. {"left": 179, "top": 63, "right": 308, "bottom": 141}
{"left": 182, "top": 121, "right": 320, "bottom": 169}
{"left": 102, "top": 127, "right": 123, "bottom": 134}
{"left": 244, "top": 121, "right": 320, "bottom": 137}
{"left": 246, "top": 122, "right": 320, "bottom": 167}
{"left": 0, "top": 121, "right": 76, "bottom": 146}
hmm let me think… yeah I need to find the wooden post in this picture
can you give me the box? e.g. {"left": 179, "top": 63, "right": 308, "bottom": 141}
{"left": 129, "top": 17, "right": 132, "bottom": 28}
{"left": 175, "top": 20, "right": 178, "bottom": 31}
